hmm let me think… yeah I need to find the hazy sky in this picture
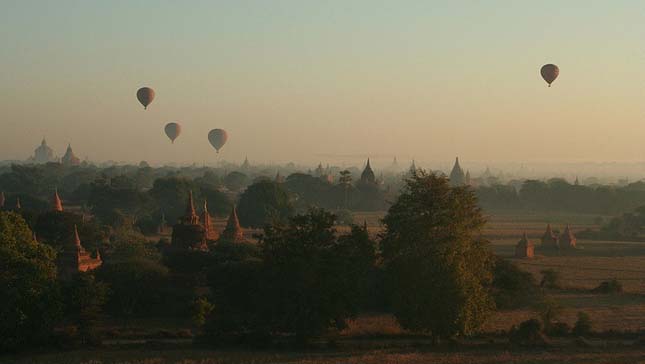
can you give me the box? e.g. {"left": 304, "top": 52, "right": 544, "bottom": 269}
{"left": 3, "top": 1, "right": 645, "bottom": 166}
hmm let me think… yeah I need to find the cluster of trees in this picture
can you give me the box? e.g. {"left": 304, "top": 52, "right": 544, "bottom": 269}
{"left": 2, "top": 170, "right": 521, "bottom": 350}
{"left": 0, "top": 163, "right": 393, "bottom": 236}
{"left": 477, "top": 178, "right": 645, "bottom": 215}
{"left": 283, "top": 173, "right": 391, "bottom": 211}
{"left": 0, "top": 211, "right": 181, "bottom": 351}
{"left": 202, "top": 172, "right": 497, "bottom": 344}
{"left": 578, "top": 205, "right": 645, "bottom": 241}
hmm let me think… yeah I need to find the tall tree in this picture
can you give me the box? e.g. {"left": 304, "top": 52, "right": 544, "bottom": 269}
{"left": 237, "top": 181, "right": 293, "bottom": 228}
{"left": 381, "top": 171, "right": 494, "bottom": 342}
{"left": 338, "top": 170, "right": 352, "bottom": 209}
{"left": 206, "top": 209, "right": 376, "bottom": 344}
{"left": 259, "top": 209, "right": 375, "bottom": 343}
{"left": 0, "top": 212, "right": 62, "bottom": 351}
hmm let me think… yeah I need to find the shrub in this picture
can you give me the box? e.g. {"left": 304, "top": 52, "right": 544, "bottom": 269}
{"left": 192, "top": 297, "right": 215, "bottom": 328}
{"left": 592, "top": 279, "right": 623, "bottom": 294}
{"left": 492, "top": 258, "right": 542, "bottom": 309}
{"left": 540, "top": 269, "right": 561, "bottom": 289}
{"left": 509, "top": 319, "right": 547, "bottom": 346}
{"left": 547, "top": 322, "right": 571, "bottom": 337}
{"left": 538, "top": 295, "right": 562, "bottom": 332}
{"left": 572, "top": 312, "right": 593, "bottom": 337}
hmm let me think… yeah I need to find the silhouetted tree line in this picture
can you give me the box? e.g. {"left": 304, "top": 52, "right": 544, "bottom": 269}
{"left": 578, "top": 205, "right": 645, "bottom": 241}
{"left": 0, "top": 171, "right": 548, "bottom": 351}
{"left": 477, "top": 178, "right": 645, "bottom": 215}
{"left": 0, "top": 163, "right": 391, "bottom": 235}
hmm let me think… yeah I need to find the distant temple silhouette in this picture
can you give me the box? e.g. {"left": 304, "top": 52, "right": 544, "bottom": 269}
{"left": 540, "top": 224, "right": 578, "bottom": 250}
{"left": 32, "top": 138, "right": 57, "bottom": 163}
{"left": 61, "top": 144, "right": 81, "bottom": 166}
{"left": 559, "top": 224, "right": 577, "bottom": 249}
{"left": 449, "top": 157, "right": 466, "bottom": 186}
{"left": 515, "top": 232, "right": 535, "bottom": 259}
{"left": 360, "top": 159, "right": 376, "bottom": 184}
{"left": 541, "top": 224, "right": 559, "bottom": 249}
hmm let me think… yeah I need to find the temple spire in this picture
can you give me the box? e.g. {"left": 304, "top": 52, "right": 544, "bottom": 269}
{"left": 201, "top": 200, "right": 218, "bottom": 240}
{"left": 73, "top": 225, "right": 81, "bottom": 248}
{"left": 183, "top": 191, "right": 199, "bottom": 224}
{"left": 221, "top": 205, "right": 244, "bottom": 243}
{"left": 53, "top": 189, "right": 63, "bottom": 212}
{"left": 449, "top": 157, "right": 466, "bottom": 186}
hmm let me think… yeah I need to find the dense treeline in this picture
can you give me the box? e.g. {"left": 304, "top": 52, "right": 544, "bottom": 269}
{"left": 477, "top": 178, "right": 645, "bottom": 215}
{"left": 0, "top": 171, "right": 539, "bottom": 351}
{"left": 0, "top": 163, "right": 391, "bottom": 232}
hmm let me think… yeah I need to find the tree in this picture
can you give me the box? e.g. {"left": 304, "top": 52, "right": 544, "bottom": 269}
{"left": 284, "top": 173, "right": 335, "bottom": 209}
{"left": 492, "top": 258, "right": 542, "bottom": 309}
{"left": 34, "top": 211, "right": 108, "bottom": 250}
{"left": 88, "top": 176, "right": 151, "bottom": 226}
{"left": 258, "top": 209, "right": 376, "bottom": 343}
{"left": 237, "top": 181, "right": 293, "bottom": 228}
{"left": 540, "top": 269, "right": 561, "bottom": 289}
{"left": 205, "top": 209, "right": 376, "bottom": 344}
{"left": 572, "top": 311, "right": 592, "bottom": 337}
{"left": 380, "top": 171, "right": 495, "bottom": 341}
{"left": 96, "top": 258, "right": 169, "bottom": 320}
{"left": 148, "top": 177, "right": 195, "bottom": 224}
{"left": 0, "top": 211, "right": 62, "bottom": 351}
{"left": 62, "top": 273, "right": 109, "bottom": 345}
{"left": 223, "top": 171, "right": 249, "bottom": 192}
{"left": 200, "top": 186, "right": 232, "bottom": 217}
{"left": 338, "top": 170, "right": 352, "bottom": 209}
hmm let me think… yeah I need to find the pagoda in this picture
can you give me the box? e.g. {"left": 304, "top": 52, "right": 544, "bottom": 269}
{"left": 514, "top": 232, "right": 535, "bottom": 258}
{"left": 360, "top": 159, "right": 376, "bottom": 184}
{"left": 449, "top": 157, "right": 466, "bottom": 186}
{"left": 61, "top": 144, "right": 81, "bottom": 166}
{"left": 541, "top": 224, "right": 559, "bottom": 249}
{"left": 57, "top": 225, "right": 102, "bottom": 280}
{"left": 33, "top": 138, "right": 56, "bottom": 163}
{"left": 559, "top": 224, "right": 577, "bottom": 249}
{"left": 219, "top": 205, "right": 245, "bottom": 243}
{"left": 53, "top": 189, "right": 63, "bottom": 212}
{"left": 201, "top": 200, "right": 219, "bottom": 241}
{"left": 170, "top": 191, "right": 208, "bottom": 251}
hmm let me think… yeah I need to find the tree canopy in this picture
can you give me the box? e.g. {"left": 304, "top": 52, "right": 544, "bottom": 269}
{"left": 237, "top": 181, "right": 293, "bottom": 228}
{"left": 0, "top": 211, "right": 62, "bottom": 351}
{"left": 381, "top": 171, "right": 495, "bottom": 340}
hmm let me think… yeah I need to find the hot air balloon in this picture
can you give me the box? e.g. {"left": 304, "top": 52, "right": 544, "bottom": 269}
{"left": 136, "top": 87, "right": 155, "bottom": 109}
{"left": 208, "top": 129, "right": 228, "bottom": 153}
{"left": 164, "top": 122, "right": 181, "bottom": 143}
{"left": 540, "top": 64, "right": 559, "bottom": 87}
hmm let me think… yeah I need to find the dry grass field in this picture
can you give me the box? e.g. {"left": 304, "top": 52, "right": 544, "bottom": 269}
{"left": 7, "top": 347, "right": 645, "bottom": 364}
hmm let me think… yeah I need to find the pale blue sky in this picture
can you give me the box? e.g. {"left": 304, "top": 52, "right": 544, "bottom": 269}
{"left": 2, "top": 1, "right": 645, "bottom": 166}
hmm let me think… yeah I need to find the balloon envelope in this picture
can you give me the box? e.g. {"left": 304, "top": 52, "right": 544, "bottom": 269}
{"left": 540, "top": 64, "right": 559, "bottom": 87}
{"left": 208, "top": 129, "right": 228, "bottom": 152}
{"left": 137, "top": 87, "right": 155, "bottom": 109}
{"left": 164, "top": 122, "right": 181, "bottom": 143}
